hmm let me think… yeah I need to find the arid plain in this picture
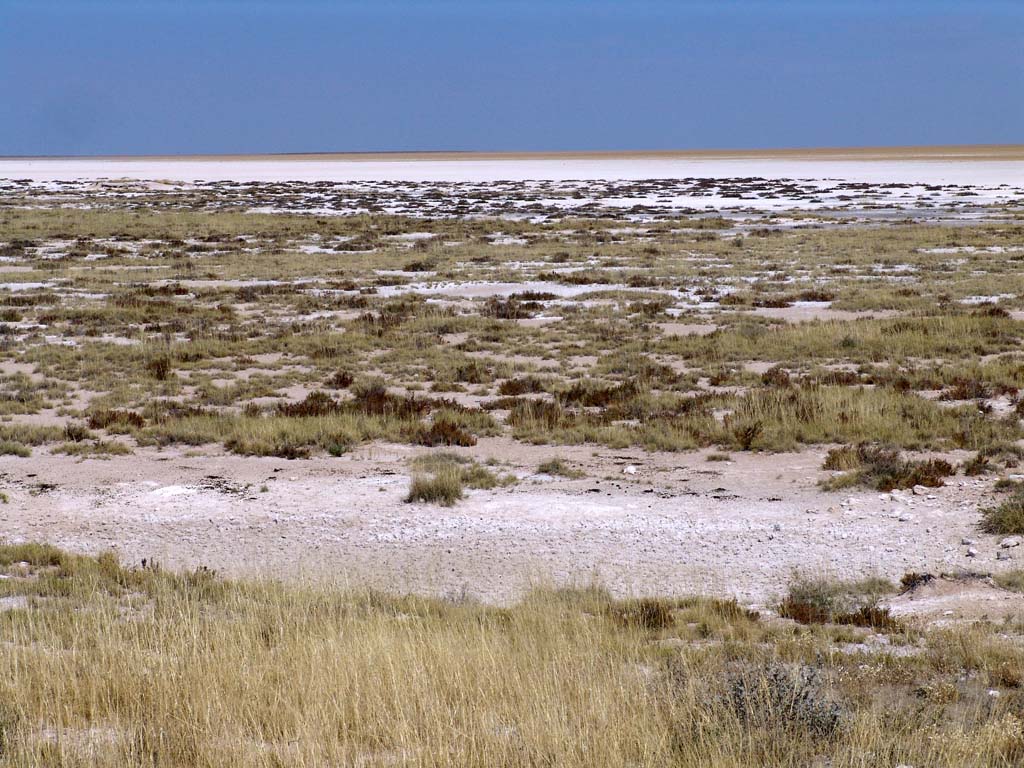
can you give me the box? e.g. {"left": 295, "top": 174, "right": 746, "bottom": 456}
{"left": 4, "top": 148, "right": 1024, "bottom": 764}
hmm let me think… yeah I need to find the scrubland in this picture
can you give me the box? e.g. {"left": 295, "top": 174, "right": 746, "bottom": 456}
{"left": 3, "top": 207, "right": 1024, "bottom": 468}
{"left": 2, "top": 175, "right": 1024, "bottom": 764}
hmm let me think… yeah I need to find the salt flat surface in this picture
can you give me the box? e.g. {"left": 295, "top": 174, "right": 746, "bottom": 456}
{"left": 1, "top": 443, "right": 1005, "bottom": 603}
{"left": 2, "top": 154, "right": 1022, "bottom": 186}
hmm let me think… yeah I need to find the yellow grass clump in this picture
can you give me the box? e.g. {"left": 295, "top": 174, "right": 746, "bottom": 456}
{"left": 0, "top": 545, "right": 1022, "bottom": 766}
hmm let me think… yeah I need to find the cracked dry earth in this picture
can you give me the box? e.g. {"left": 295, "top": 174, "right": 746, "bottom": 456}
{"left": 1, "top": 438, "right": 1011, "bottom": 608}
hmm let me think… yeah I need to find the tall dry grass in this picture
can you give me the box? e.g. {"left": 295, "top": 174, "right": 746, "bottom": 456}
{"left": 0, "top": 546, "right": 1022, "bottom": 766}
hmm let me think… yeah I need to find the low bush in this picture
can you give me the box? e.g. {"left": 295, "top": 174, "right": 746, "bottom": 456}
{"left": 414, "top": 418, "right": 477, "bottom": 447}
{"left": 406, "top": 466, "right": 464, "bottom": 506}
{"left": 607, "top": 598, "right": 675, "bottom": 630}
{"left": 964, "top": 442, "right": 1024, "bottom": 476}
{"left": 537, "top": 457, "right": 585, "bottom": 478}
{"left": 63, "top": 422, "right": 93, "bottom": 442}
{"left": 980, "top": 493, "right": 1024, "bottom": 535}
{"left": 725, "top": 661, "right": 844, "bottom": 739}
{"left": 778, "top": 575, "right": 900, "bottom": 631}
{"left": 0, "top": 440, "right": 30, "bottom": 457}
{"left": 821, "top": 444, "right": 954, "bottom": 491}
{"left": 409, "top": 452, "right": 515, "bottom": 494}
{"left": 146, "top": 355, "right": 173, "bottom": 380}
{"left": 87, "top": 409, "right": 146, "bottom": 432}
{"left": 498, "top": 376, "right": 548, "bottom": 396}
{"left": 54, "top": 440, "right": 133, "bottom": 457}
{"left": 325, "top": 370, "right": 355, "bottom": 389}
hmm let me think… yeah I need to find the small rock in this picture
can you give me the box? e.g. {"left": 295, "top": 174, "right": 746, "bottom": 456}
{"left": 997, "top": 551, "right": 1012, "bottom": 561}
{"left": 898, "top": 514, "right": 912, "bottom": 522}
{"left": 988, "top": 689, "right": 1001, "bottom": 698}
{"left": 962, "top": 537, "right": 976, "bottom": 546}
{"left": 1000, "top": 536, "right": 1021, "bottom": 549}
{"left": 622, "top": 465, "right": 637, "bottom": 475}
{"left": 772, "top": 523, "right": 782, "bottom": 532}
{"left": 912, "top": 485, "right": 929, "bottom": 496}
{"left": 967, "top": 547, "right": 979, "bottom": 558}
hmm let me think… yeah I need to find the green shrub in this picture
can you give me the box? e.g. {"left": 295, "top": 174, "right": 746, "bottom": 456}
{"left": 0, "top": 441, "right": 30, "bottom": 458}
{"left": 980, "top": 494, "right": 1024, "bottom": 535}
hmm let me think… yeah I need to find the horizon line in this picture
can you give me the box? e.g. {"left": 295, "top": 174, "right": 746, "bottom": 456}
{"left": 3, "top": 143, "right": 1023, "bottom": 162}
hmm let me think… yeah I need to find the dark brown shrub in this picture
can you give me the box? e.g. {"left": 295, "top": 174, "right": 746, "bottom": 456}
{"left": 350, "top": 384, "right": 430, "bottom": 419}
{"left": 482, "top": 297, "right": 537, "bottom": 320}
{"left": 900, "top": 572, "right": 933, "bottom": 591}
{"left": 779, "top": 576, "right": 900, "bottom": 631}
{"left": 732, "top": 420, "right": 763, "bottom": 451}
{"left": 761, "top": 366, "right": 791, "bottom": 388}
{"left": 940, "top": 378, "right": 991, "bottom": 401}
{"left": 560, "top": 380, "right": 640, "bottom": 408}
{"left": 326, "top": 371, "right": 354, "bottom": 389}
{"left": 87, "top": 409, "right": 146, "bottom": 431}
{"left": 414, "top": 418, "right": 477, "bottom": 447}
{"left": 607, "top": 598, "right": 674, "bottom": 630}
{"left": 498, "top": 376, "right": 547, "bottom": 396}
{"left": 146, "top": 355, "right": 172, "bottom": 380}
{"left": 823, "top": 443, "right": 954, "bottom": 491}
{"left": 277, "top": 391, "right": 342, "bottom": 417}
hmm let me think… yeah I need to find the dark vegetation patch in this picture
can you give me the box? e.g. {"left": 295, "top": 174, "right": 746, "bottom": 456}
{"left": 778, "top": 575, "right": 900, "bottom": 631}
{"left": 821, "top": 444, "right": 955, "bottom": 491}
{"left": 87, "top": 409, "right": 146, "bottom": 432}
{"left": 963, "top": 443, "right": 1024, "bottom": 476}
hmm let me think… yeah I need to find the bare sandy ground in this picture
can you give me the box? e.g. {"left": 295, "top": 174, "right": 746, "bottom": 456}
{"left": 885, "top": 575, "right": 1024, "bottom": 625}
{"left": 2, "top": 438, "right": 1014, "bottom": 608}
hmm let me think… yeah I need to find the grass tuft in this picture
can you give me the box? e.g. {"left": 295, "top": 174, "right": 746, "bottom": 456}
{"left": 980, "top": 492, "right": 1024, "bottom": 535}
{"left": 537, "top": 457, "right": 585, "bottom": 478}
{"left": 406, "top": 467, "right": 464, "bottom": 506}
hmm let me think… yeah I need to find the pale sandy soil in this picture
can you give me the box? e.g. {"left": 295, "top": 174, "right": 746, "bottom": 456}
{"left": 2, "top": 438, "right": 1014, "bottom": 608}
{"left": 885, "top": 576, "right": 1024, "bottom": 625}
{"left": 747, "top": 306, "right": 902, "bottom": 322}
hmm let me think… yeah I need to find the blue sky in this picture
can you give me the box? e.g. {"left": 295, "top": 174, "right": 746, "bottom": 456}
{"left": 1, "top": 1, "right": 1021, "bottom": 155}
